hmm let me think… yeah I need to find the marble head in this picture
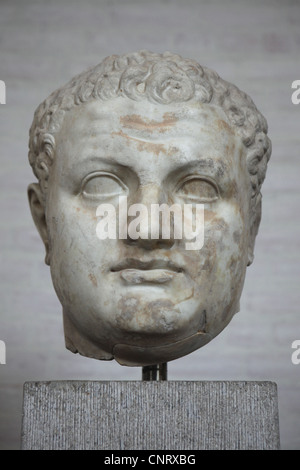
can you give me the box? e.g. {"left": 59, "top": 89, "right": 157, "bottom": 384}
{"left": 28, "top": 51, "right": 271, "bottom": 366}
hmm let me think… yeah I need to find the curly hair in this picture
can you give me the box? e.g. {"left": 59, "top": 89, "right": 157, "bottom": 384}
{"left": 28, "top": 50, "right": 271, "bottom": 239}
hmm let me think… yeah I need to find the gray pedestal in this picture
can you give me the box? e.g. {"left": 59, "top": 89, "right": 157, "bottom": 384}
{"left": 21, "top": 381, "right": 280, "bottom": 450}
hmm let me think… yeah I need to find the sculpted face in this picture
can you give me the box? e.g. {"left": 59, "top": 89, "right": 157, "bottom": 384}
{"left": 35, "top": 97, "right": 252, "bottom": 366}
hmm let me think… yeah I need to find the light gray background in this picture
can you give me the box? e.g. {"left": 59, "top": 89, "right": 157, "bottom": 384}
{"left": 0, "top": 0, "right": 299, "bottom": 450}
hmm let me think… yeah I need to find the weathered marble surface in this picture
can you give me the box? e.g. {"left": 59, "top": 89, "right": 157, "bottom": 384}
{"left": 27, "top": 51, "right": 270, "bottom": 366}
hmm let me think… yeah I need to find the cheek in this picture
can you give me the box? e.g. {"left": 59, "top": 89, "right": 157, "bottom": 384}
{"left": 185, "top": 205, "right": 248, "bottom": 317}
{"left": 207, "top": 207, "right": 248, "bottom": 318}
{"left": 46, "top": 203, "right": 114, "bottom": 334}
{"left": 207, "top": 198, "right": 248, "bottom": 246}
{"left": 47, "top": 196, "right": 102, "bottom": 258}
{"left": 185, "top": 204, "right": 247, "bottom": 274}
{"left": 46, "top": 199, "right": 104, "bottom": 291}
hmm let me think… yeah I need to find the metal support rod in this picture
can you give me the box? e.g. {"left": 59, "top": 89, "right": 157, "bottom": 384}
{"left": 142, "top": 363, "right": 168, "bottom": 381}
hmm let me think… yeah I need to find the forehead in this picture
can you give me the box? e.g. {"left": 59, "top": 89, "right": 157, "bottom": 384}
{"left": 58, "top": 97, "right": 236, "bottom": 144}
{"left": 54, "top": 97, "right": 247, "bottom": 190}
{"left": 51, "top": 97, "right": 250, "bottom": 206}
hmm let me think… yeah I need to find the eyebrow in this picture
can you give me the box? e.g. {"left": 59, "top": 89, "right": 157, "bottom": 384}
{"left": 166, "top": 158, "right": 228, "bottom": 182}
{"left": 69, "top": 155, "right": 132, "bottom": 174}
{"left": 69, "top": 155, "right": 228, "bottom": 181}
{"left": 181, "top": 158, "right": 227, "bottom": 175}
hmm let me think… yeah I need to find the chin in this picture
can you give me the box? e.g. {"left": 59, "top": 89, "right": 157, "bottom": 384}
{"left": 112, "top": 328, "right": 212, "bottom": 366}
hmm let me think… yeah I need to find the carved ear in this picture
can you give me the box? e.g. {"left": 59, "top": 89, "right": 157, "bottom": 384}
{"left": 247, "top": 194, "right": 262, "bottom": 266}
{"left": 28, "top": 183, "right": 50, "bottom": 265}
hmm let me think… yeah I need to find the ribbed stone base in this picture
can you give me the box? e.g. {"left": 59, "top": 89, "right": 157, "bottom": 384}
{"left": 21, "top": 381, "right": 280, "bottom": 450}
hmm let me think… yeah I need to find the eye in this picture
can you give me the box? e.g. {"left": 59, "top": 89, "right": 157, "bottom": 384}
{"left": 81, "top": 172, "right": 128, "bottom": 199}
{"left": 175, "top": 176, "right": 219, "bottom": 202}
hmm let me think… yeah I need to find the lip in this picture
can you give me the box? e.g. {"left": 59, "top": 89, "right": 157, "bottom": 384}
{"left": 111, "top": 258, "right": 183, "bottom": 285}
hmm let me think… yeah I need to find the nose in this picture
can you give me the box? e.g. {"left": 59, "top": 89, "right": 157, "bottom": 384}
{"left": 124, "top": 184, "right": 175, "bottom": 250}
